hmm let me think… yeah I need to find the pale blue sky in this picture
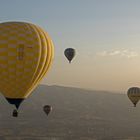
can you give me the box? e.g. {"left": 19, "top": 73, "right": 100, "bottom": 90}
{"left": 1, "top": 0, "right": 140, "bottom": 92}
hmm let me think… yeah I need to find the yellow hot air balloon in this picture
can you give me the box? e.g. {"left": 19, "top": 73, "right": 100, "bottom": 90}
{"left": 0, "top": 22, "right": 54, "bottom": 115}
{"left": 127, "top": 87, "right": 140, "bottom": 107}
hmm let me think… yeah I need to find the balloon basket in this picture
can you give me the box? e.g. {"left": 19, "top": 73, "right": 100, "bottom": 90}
{"left": 12, "top": 109, "right": 18, "bottom": 117}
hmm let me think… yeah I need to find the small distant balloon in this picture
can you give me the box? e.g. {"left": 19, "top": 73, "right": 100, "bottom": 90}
{"left": 43, "top": 105, "right": 52, "bottom": 116}
{"left": 127, "top": 87, "right": 140, "bottom": 107}
{"left": 64, "top": 48, "right": 76, "bottom": 63}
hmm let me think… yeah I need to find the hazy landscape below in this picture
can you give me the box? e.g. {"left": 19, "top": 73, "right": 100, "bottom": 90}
{"left": 0, "top": 85, "right": 140, "bottom": 140}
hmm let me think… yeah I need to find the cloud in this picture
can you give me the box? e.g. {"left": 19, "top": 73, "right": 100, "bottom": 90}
{"left": 97, "top": 49, "right": 138, "bottom": 58}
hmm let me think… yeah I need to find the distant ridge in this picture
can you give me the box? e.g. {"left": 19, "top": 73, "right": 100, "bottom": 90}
{"left": 0, "top": 84, "right": 139, "bottom": 139}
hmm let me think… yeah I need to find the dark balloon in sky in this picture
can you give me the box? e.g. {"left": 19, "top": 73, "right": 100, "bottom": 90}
{"left": 64, "top": 48, "right": 76, "bottom": 63}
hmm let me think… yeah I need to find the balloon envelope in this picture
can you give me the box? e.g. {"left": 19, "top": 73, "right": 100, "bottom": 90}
{"left": 43, "top": 105, "right": 52, "bottom": 115}
{"left": 64, "top": 48, "right": 75, "bottom": 63}
{"left": 0, "top": 22, "right": 54, "bottom": 109}
{"left": 127, "top": 87, "right": 140, "bottom": 107}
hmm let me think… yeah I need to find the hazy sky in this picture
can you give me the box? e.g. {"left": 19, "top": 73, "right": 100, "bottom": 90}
{"left": 1, "top": 0, "right": 140, "bottom": 92}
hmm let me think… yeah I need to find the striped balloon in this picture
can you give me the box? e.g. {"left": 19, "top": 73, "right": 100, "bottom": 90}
{"left": 0, "top": 21, "right": 54, "bottom": 109}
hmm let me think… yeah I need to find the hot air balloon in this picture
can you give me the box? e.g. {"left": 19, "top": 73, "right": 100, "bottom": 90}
{"left": 43, "top": 105, "right": 52, "bottom": 116}
{"left": 0, "top": 22, "right": 54, "bottom": 116}
{"left": 64, "top": 48, "right": 75, "bottom": 63}
{"left": 127, "top": 87, "right": 140, "bottom": 107}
